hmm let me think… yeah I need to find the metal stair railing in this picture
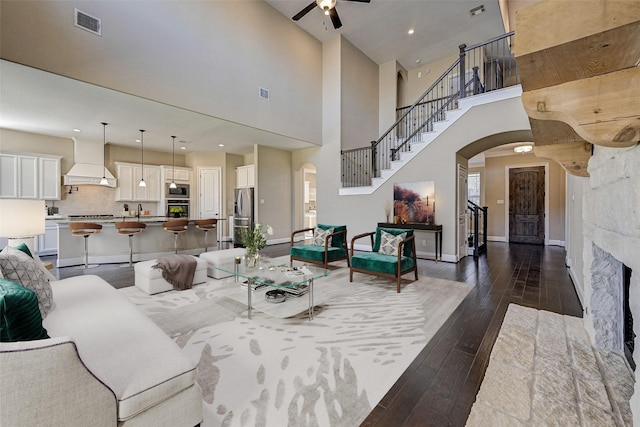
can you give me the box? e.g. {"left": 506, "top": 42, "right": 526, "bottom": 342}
{"left": 341, "top": 32, "right": 517, "bottom": 189}
{"left": 467, "top": 200, "right": 488, "bottom": 257}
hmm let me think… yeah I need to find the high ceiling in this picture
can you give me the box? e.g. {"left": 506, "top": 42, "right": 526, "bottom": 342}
{"left": 266, "top": 0, "right": 505, "bottom": 69}
{"left": 1, "top": 0, "right": 507, "bottom": 155}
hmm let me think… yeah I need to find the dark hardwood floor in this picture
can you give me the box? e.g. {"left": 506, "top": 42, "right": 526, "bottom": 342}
{"left": 44, "top": 241, "right": 583, "bottom": 427}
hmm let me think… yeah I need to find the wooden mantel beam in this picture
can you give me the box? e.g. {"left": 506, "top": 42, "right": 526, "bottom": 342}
{"left": 534, "top": 142, "right": 592, "bottom": 177}
{"left": 522, "top": 67, "right": 640, "bottom": 147}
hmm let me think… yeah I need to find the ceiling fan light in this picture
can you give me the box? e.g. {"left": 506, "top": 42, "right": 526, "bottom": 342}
{"left": 317, "top": 0, "right": 336, "bottom": 12}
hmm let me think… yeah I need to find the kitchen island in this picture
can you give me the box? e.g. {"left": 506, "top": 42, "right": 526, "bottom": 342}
{"left": 55, "top": 216, "right": 218, "bottom": 267}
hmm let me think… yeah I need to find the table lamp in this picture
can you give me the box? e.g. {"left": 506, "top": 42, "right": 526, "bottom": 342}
{"left": 0, "top": 199, "right": 46, "bottom": 254}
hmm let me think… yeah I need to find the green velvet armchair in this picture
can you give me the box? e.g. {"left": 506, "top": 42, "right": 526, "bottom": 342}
{"left": 349, "top": 227, "right": 418, "bottom": 293}
{"left": 290, "top": 224, "right": 350, "bottom": 269}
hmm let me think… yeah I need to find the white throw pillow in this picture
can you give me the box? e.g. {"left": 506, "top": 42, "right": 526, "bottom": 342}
{"left": 379, "top": 230, "right": 407, "bottom": 256}
{"left": 0, "top": 246, "right": 54, "bottom": 318}
{"left": 312, "top": 227, "right": 334, "bottom": 247}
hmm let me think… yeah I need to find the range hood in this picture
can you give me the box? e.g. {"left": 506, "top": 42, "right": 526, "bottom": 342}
{"left": 63, "top": 139, "right": 117, "bottom": 187}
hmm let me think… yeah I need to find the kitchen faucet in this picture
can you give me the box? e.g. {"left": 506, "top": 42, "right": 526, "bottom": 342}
{"left": 137, "top": 204, "right": 143, "bottom": 220}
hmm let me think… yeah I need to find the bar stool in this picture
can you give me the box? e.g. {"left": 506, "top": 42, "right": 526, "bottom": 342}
{"left": 69, "top": 222, "right": 103, "bottom": 269}
{"left": 162, "top": 219, "right": 189, "bottom": 254}
{"left": 115, "top": 221, "right": 146, "bottom": 267}
{"left": 194, "top": 219, "right": 217, "bottom": 252}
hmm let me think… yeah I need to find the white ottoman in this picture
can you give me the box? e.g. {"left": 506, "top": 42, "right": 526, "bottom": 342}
{"left": 199, "top": 248, "right": 247, "bottom": 279}
{"left": 134, "top": 256, "right": 208, "bottom": 294}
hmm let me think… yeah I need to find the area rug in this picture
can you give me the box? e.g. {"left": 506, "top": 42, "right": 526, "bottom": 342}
{"left": 120, "top": 265, "right": 473, "bottom": 427}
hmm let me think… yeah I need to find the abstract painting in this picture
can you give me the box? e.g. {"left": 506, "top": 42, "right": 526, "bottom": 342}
{"left": 393, "top": 181, "right": 435, "bottom": 224}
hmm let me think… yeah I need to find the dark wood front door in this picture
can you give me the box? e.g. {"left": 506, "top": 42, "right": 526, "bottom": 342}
{"left": 509, "top": 166, "right": 545, "bottom": 244}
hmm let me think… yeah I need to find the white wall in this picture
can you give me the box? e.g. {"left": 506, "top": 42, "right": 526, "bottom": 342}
{"left": 340, "top": 37, "right": 379, "bottom": 151}
{"left": 565, "top": 173, "right": 587, "bottom": 304}
{"left": 255, "top": 145, "right": 292, "bottom": 243}
{"left": 0, "top": 0, "right": 323, "bottom": 145}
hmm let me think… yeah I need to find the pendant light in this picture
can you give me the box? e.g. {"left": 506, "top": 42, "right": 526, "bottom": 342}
{"left": 99, "top": 122, "right": 109, "bottom": 186}
{"left": 138, "top": 129, "right": 147, "bottom": 187}
{"left": 169, "top": 135, "right": 177, "bottom": 189}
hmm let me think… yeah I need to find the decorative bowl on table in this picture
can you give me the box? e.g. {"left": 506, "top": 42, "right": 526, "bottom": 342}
{"left": 265, "top": 289, "right": 286, "bottom": 303}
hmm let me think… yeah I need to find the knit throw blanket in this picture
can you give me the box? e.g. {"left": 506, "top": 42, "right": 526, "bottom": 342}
{"left": 152, "top": 255, "right": 197, "bottom": 290}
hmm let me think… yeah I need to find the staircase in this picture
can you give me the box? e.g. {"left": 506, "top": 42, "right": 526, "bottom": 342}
{"left": 340, "top": 32, "right": 519, "bottom": 195}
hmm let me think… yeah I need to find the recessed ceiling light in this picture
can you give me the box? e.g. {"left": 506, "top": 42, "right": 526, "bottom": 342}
{"left": 470, "top": 5, "right": 485, "bottom": 16}
{"left": 180, "top": 146, "right": 187, "bottom": 150}
{"left": 408, "top": 29, "right": 414, "bottom": 35}
{"left": 415, "top": 59, "right": 421, "bottom": 64}
{"left": 73, "top": 128, "right": 81, "bottom": 133}
{"left": 218, "top": 144, "right": 225, "bottom": 147}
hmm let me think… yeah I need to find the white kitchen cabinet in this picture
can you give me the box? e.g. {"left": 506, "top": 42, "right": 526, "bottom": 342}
{"left": 0, "top": 154, "right": 18, "bottom": 198}
{"left": 115, "top": 162, "right": 161, "bottom": 201}
{"left": 162, "top": 166, "right": 191, "bottom": 183}
{"left": 39, "top": 157, "right": 61, "bottom": 200}
{"left": 36, "top": 220, "right": 58, "bottom": 255}
{"left": 18, "top": 155, "right": 38, "bottom": 199}
{"left": 236, "top": 165, "right": 255, "bottom": 188}
{"left": 0, "top": 152, "right": 60, "bottom": 200}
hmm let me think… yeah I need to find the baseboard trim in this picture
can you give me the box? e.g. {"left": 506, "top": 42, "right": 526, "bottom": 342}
{"left": 568, "top": 266, "right": 585, "bottom": 307}
{"left": 548, "top": 239, "right": 565, "bottom": 247}
{"left": 488, "top": 236, "right": 507, "bottom": 242}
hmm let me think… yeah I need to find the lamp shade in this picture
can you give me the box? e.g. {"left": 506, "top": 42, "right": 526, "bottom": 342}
{"left": 0, "top": 199, "right": 46, "bottom": 238}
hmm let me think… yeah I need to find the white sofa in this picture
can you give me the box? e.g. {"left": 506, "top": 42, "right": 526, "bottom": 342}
{"left": 0, "top": 275, "right": 202, "bottom": 427}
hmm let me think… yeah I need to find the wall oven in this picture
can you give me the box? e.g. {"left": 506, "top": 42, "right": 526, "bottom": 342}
{"left": 166, "top": 200, "right": 190, "bottom": 218}
{"left": 165, "top": 183, "right": 190, "bottom": 199}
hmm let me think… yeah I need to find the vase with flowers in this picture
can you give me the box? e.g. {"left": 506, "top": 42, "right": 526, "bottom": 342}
{"left": 240, "top": 223, "right": 273, "bottom": 268}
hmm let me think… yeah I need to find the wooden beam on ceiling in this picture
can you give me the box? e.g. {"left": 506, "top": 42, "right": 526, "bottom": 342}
{"left": 534, "top": 142, "right": 592, "bottom": 177}
{"left": 522, "top": 67, "right": 640, "bottom": 147}
{"left": 515, "top": 21, "right": 640, "bottom": 91}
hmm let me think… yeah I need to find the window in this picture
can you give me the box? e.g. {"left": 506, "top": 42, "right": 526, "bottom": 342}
{"left": 468, "top": 172, "right": 481, "bottom": 205}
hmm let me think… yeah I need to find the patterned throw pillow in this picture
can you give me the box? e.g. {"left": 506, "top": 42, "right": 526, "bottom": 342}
{"left": 379, "top": 230, "right": 407, "bottom": 256}
{"left": 0, "top": 246, "right": 53, "bottom": 318}
{"left": 312, "top": 227, "right": 334, "bottom": 247}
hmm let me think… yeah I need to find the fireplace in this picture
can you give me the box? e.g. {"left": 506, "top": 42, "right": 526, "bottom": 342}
{"left": 590, "top": 244, "right": 635, "bottom": 370}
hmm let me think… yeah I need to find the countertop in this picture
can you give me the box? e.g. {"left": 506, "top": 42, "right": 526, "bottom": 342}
{"left": 53, "top": 216, "right": 204, "bottom": 224}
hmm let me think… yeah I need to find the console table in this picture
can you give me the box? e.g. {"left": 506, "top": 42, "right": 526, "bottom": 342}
{"left": 377, "top": 223, "right": 442, "bottom": 261}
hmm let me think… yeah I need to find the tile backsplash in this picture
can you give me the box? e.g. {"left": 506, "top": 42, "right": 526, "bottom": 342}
{"left": 49, "top": 185, "right": 160, "bottom": 217}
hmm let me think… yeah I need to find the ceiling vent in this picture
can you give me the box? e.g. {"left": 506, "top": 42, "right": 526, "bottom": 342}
{"left": 259, "top": 87, "right": 270, "bottom": 101}
{"left": 74, "top": 9, "right": 101, "bottom": 36}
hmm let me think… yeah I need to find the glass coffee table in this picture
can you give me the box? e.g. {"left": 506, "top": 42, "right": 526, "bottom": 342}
{"left": 215, "top": 256, "right": 329, "bottom": 320}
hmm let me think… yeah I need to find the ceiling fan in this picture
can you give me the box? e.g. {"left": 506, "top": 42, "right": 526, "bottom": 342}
{"left": 292, "top": 0, "right": 371, "bottom": 29}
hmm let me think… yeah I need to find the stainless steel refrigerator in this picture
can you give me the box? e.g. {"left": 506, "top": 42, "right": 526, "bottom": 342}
{"left": 233, "top": 187, "right": 254, "bottom": 246}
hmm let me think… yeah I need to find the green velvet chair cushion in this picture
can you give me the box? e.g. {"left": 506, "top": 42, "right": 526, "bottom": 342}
{"left": 0, "top": 278, "right": 50, "bottom": 342}
{"left": 290, "top": 245, "right": 347, "bottom": 263}
{"left": 351, "top": 252, "right": 415, "bottom": 276}
{"left": 317, "top": 224, "right": 347, "bottom": 249}
{"left": 372, "top": 227, "right": 414, "bottom": 257}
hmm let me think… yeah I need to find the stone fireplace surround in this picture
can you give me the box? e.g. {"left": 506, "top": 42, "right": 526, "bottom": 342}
{"left": 582, "top": 144, "right": 639, "bottom": 424}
